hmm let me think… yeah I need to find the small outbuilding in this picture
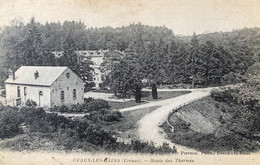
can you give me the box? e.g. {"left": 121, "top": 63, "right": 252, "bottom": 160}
{"left": 5, "top": 66, "right": 84, "bottom": 107}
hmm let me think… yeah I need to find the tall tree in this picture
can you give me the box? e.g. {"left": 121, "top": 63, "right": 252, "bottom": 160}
{"left": 109, "top": 47, "right": 143, "bottom": 98}
{"left": 60, "top": 32, "right": 93, "bottom": 87}
{"left": 188, "top": 33, "right": 201, "bottom": 87}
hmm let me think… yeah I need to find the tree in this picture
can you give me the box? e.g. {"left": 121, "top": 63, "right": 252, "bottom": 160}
{"left": 22, "top": 18, "right": 43, "bottom": 66}
{"left": 188, "top": 33, "right": 201, "bottom": 87}
{"left": 59, "top": 32, "right": 93, "bottom": 88}
{"left": 151, "top": 83, "right": 158, "bottom": 99}
{"left": 100, "top": 50, "right": 124, "bottom": 89}
{"left": 135, "top": 85, "right": 142, "bottom": 103}
{"left": 108, "top": 48, "right": 143, "bottom": 98}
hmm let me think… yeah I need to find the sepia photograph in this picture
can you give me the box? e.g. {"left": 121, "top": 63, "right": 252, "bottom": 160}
{"left": 0, "top": 0, "right": 259, "bottom": 164}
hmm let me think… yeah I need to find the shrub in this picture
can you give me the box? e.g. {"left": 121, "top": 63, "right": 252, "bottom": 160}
{"left": 0, "top": 108, "right": 22, "bottom": 138}
{"left": 20, "top": 107, "right": 76, "bottom": 133}
{"left": 210, "top": 88, "right": 237, "bottom": 102}
{"left": 87, "top": 109, "right": 122, "bottom": 122}
{"left": 50, "top": 98, "right": 109, "bottom": 113}
{"left": 0, "top": 106, "right": 178, "bottom": 154}
{"left": 0, "top": 90, "right": 6, "bottom": 97}
{"left": 152, "top": 83, "right": 158, "bottom": 99}
{"left": 135, "top": 86, "right": 142, "bottom": 103}
{"left": 83, "top": 98, "right": 109, "bottom": 112}
{"left": 50, "top": 105, "right": 70, "bottom": 113}
{"left": 127, "top": 140, "right": 176, "bottom": 154}
{"left": 84, "top": 97, "right": 94, "bottom": 103}
{"left": 25, "top": 99, "right": 37, "bottom": 107}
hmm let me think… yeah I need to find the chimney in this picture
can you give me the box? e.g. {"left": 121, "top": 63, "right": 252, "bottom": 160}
{"left": 34, "top": 71, "right": 39, "bottom": 79}
{"left": 8, "top": 69, "right": 15, "bottom": 80}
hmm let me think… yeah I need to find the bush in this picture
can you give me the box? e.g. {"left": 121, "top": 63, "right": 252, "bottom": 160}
{"left": 0, "top": 108, "right": 22, "bottom": 138}
{"left": 84, "top": 82, "right": 95, "bottom": 92}
{"left": 87, "top": 109, "right": 122, "bottom": 122}
{"left": 152, "top": 83, "right": 158, "bottom": 99}
{"left": 0, "top": 90, "right": 6, "bottom": 97}
{"left": 0, "top": 106, "right": 178, "bottom": 154}
{"left": 25, "top": 99, "right": 37, "bottom": 107}
{"left": 135, "top": 86, "right": 142, "bottom": 103}
{"left": 210, "top": 88, "right": 237, "bottom": 102}
{"left": 50, "top": 98, "right": 109, "bottom": 113}
{"left": 20, "top": 107, "right": 76, "bottom": 133}
{"left": 83, "top": 98, "right": 109, "bottom": 112}
{"left": 50, "top": 105, "right": 70, "bottom": 113}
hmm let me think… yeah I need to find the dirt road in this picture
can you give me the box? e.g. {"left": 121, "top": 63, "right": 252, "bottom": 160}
{"left": 137, "top": 88, "right": 212, "bottom": 153}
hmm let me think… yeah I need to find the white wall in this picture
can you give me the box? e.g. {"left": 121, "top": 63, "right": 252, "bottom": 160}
{"left": 5, "top": 83, "right": 51, "bottom": 107}
{"left": 91, "top": 56, "right": 103, "bottom": 88}
{"left": 50, "top": 68, "right": 84, "bottom": 107}
{"left": 5, "top": 68, "right": 84, "bottom": 108}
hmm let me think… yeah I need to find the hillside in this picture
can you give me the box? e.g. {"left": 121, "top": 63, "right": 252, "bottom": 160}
{"left": 0, "top": 20, "right": 259, "bottom": 87}
{"left": 163, "top": 94, "right": 260, "bottom": 153}
{"left": 167, "top": 97, "right": 231, "bottom": 134}
{"left": 176, "top": 27, "right": 260, "bottom": 60}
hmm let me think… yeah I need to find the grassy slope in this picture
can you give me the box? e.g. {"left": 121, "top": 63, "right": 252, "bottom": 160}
{"left": 167, "top": 97, "right": 231, "bottom": 134}
{"left": 0, "top": 106, "right": 160, "bottom": 151}
{"left": 162, "top": 96, "right": 259, "bottom": 153}
{"left": 109, "top": 91, "right": 190, "bottom": 110}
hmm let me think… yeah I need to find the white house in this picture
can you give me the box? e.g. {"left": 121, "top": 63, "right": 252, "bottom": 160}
{"left": 5, "top": 66, "right": 84, "bottom": 107}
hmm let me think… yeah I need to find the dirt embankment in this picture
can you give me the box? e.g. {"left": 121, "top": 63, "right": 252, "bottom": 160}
{"left": 168, "top": 97, "right": 231, "bottom": 134}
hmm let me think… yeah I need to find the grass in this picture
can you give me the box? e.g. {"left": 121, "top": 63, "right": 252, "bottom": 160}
{"left": 0, "top": 105, "right": 161, "bottom": 151}
{"left": 109, "top": 91, "right": 190, "bottom": 110}
{"left": 161, "top": 96, "right": 260, "bottom": 153}
{"left": 102, "top": 106, "right": 160, "bottom": 143}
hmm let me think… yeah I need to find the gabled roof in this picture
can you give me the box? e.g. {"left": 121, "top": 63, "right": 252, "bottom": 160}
{"left": 5, "top": 66, "right": 68, "bottom": 86}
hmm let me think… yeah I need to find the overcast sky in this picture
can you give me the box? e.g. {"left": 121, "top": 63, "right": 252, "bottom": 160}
{"left": 0, "top": 0, "right": 259, "bottom": 35}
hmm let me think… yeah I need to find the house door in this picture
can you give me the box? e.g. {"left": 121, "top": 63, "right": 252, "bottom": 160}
{"left": 16, "top": 98, "right": 21, "bottom": 106}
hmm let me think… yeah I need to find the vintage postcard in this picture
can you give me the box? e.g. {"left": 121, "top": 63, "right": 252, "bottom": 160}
{"left": 0, "top": 0, "right": 260, "bottom": 164}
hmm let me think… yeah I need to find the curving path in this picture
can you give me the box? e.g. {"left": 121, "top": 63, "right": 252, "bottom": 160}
{"left": 137, "top": 88, "right": 212, "bottom": 153}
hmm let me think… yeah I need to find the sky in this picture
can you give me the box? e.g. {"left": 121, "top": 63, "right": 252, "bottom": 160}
{"left": 0, "top": 0, "right": 259, "bottom": 35}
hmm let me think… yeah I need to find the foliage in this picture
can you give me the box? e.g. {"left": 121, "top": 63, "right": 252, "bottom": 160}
{"left": 151, "top": 83, "right": 158, "bottom": 99}
{"left": 84, "top": 98, "right": 110, "bottom": 111}
{"left": 168, "top": 131, "right": 259, "bottom": 153}
{"left": 0, "top": 107, "right": 22, "bottom": 138}
{"left": 86, "top": 109, "right": 122, "bottom": 122}
{"left": 0, "top": 106, "right": 176, "bottom": 154}
{"left": 107, "top": 48, "right": 143, "bottom": 98}
{"left": 50, "top": 98, "right": 109, "bottom": 113}
{"left": 210, "top": 88, "right": 238, "bottom": 102}
{"left": 0, "top": 19, "right": 258, "bottom": 86}
{"left": 25, "top": 99, "right": 37, "bottom": 107}
{"left": 135, "top": 85, "right": 142, "bottom": 103}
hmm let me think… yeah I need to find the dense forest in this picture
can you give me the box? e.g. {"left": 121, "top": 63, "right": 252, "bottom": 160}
{"left": 0, "top": 18, "right": 259, "bottom": 90}
{"left": 0, "top": 18, "right": 259, "bottom": 153}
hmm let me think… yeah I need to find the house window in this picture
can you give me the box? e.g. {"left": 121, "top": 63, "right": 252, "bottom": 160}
{"left": 73, "top": 89, "right": 77, "bottom": 99}
{"left": 60, "top": 91, "right": 65, "bottom": 102}
{"left": 17, "top": 86, "right": 21, "bottom": 97}
{"left": 24, "top": 87, "right": 27, "bottom": 96}
{"left": 66, "top": 73, "right": 70, "bottom": 78}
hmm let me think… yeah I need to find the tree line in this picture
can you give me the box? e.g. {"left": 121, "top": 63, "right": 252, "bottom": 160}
{"left": 0, "top": 18, "right": 258, "bottom": 90}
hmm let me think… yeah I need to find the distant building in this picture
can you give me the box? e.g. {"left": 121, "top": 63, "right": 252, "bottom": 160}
{"left": 76, "top": 50, "right": 108, "bottom": 88}
{"left": 53, "top": 49, "right": 109, "bottom": 88}
{"left": 5, "top": 66, "right": 84, "bottom": 107}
